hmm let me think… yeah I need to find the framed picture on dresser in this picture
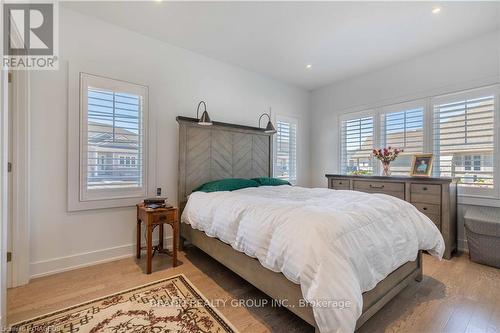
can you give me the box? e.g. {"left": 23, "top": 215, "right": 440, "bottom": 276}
{"left": 410, "top": 154, "right": 433, "bottom": 177}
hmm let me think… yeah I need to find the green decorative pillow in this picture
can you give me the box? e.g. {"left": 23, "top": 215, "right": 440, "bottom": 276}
{"left": 193, "top": 178, "right": 260, "bottom": 193}
{"left": 251, "top": 177, "right": 291, "bottom": 186}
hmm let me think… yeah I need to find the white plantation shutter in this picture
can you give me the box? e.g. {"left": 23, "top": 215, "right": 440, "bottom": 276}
{"left": 80, "top": 73, "right": 148, "bottom": 201}
{"left": 341, "top": 115, "right": 374, "bottom": 175}
{"left": 275, "top": 118, "right": 297, "bottom": 183}
{"left": 433, "top": 88, "right": 496, "bottom": 192}
{"left": 381, "top": 105, "right": 424, "bottom": 175}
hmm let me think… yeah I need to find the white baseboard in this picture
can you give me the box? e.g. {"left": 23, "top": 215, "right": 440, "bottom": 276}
{"left": 30, "top": 237, "right": 173, "bottom": 279}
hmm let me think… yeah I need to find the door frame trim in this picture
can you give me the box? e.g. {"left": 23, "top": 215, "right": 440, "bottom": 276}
{"left": 10, "top": 70, "right": 31, "bottom": 287}
{"left": 0, "top": 72, "right": 6, "bottom": 329}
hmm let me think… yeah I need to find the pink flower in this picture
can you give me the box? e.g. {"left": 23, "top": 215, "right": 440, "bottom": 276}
{"left": 373, "top": 146, "right": 403, "bottom": 163}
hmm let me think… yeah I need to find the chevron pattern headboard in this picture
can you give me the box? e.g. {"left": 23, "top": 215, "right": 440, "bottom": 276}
{"left": 177, "top": 116, "right": 273, "bottom": 210}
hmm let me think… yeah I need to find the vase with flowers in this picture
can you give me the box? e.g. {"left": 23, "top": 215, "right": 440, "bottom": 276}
{"left": 372, "top": 147, "right": 403, "bottom": 177}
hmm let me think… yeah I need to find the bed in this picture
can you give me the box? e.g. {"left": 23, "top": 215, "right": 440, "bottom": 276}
{"left": 176, "top": 116, "right": 444, "bottom": 333}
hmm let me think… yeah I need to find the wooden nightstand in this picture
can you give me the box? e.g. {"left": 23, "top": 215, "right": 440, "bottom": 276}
{"left": 136, "top": 204, "right": 179, "bottom": 274}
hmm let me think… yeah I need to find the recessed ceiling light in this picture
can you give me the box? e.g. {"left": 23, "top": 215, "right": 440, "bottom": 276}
{"left": 432, "top": 7, "right": 441, "bottom": 14}
{"left": 306, "top": 64, "right": 312, "bottom": 69}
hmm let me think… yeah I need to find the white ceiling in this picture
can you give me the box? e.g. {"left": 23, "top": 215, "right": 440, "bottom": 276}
{"left": 64, "top": 1, "right": 500, "bottom": 90}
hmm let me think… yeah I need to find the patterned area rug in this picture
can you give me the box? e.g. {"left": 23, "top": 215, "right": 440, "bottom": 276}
{"left": 10, "top": 274, "right": 238, "bottom": 333}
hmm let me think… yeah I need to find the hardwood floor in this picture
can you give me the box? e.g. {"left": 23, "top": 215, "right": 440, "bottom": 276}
{"left": 7, "top": 248, "right": 500, "bottom": 333}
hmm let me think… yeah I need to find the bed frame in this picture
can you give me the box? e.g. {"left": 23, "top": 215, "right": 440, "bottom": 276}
{"left": 177, "top": 116, "right": 423, "bottom": 332}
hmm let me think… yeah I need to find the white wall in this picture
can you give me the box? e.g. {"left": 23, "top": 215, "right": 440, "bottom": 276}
{"left": 310, "top": 31, "right": 500, "bottom": 250}
{"left": 28, "top": 8, "right": 310, "bottom": 278}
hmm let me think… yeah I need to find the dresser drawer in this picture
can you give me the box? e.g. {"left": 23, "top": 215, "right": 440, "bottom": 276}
{"left": 413, "top": 203, "right": 441, "bottom": 216}
{"left": 410, "top": 184, "right": 441, "bottom": 204}
{"left": 353, "top": 180, "right": 405, "bottom": 199}
{"left": 410, "top": 183, "right": 441, "bottom": 195}
{"left": 329, "top": 179, "right": 350, "bottom": 190}
{"left": 353, "top": 180, "right": 404, "bottom": 192}
{"left": 410, "top": 193, "right": 441, "bottom": 205}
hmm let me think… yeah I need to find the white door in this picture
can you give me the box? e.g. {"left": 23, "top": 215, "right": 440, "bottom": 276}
{"left": 7, "top": 73, "right": 13, "bottom": 288}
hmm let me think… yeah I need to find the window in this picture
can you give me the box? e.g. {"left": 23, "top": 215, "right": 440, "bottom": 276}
{"left": 76, "top": 73, "right": 149, "bottom": 206}
{"left": 464, "top": 156, "right": 472, "bottom": 171}
{"left": 473, "top": 155, "right": 482, "bottom": 171}
{"left": 275, "top": 117, "right": 297, "bottom": 183}
{"left": 432, "top": 89, "right": 497, "bottom": 195}
{"left": 461, "top": 155, "right": 483, "bottom": 172}
{"left": 338, "top": 85, "right": 499, "bottom": 199}
{"left": 380, "top": 104, "right": 424, "bottom": 175}
{"left": 340, "top": 115, "right": 374, "bottom": 175}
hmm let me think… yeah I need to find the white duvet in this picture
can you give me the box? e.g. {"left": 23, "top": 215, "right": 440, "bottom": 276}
{"left": 181, "top": 185, "right": 444, "bottom": 333}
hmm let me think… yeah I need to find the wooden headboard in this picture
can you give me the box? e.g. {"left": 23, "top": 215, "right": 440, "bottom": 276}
{"left": 177, "top": 116, "right": 273, "bottom": 210}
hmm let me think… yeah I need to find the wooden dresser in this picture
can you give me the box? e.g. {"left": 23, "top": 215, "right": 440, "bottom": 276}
{"left": 325, "top": 174, "right": 458, "bottom": 259}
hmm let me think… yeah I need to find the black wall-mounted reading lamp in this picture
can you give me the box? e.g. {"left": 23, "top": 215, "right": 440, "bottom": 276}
{"left": 258, "top": 108, "right": 277, "bottom": 133}
{"left": 196, "top": 101, "right": 212, "bottom": 125}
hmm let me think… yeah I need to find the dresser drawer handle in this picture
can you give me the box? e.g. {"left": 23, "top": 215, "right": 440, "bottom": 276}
{"left": 369, "top": 184, "right": 385, "bottom": 189}
{"left": 423, "top": 187, "right": 428, "bottom": 191}
{"left": 423, "top": 207, "right": 428, "bottom": 211}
